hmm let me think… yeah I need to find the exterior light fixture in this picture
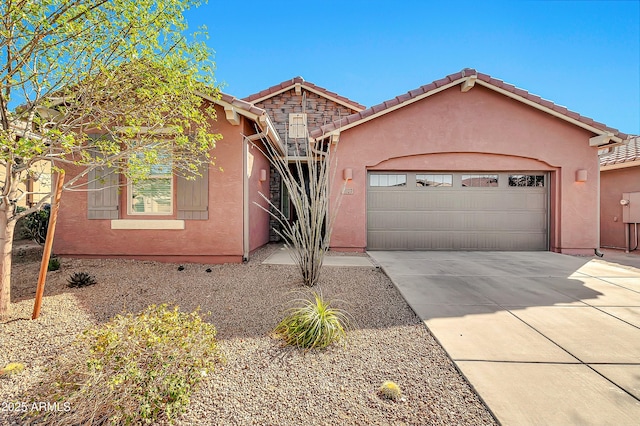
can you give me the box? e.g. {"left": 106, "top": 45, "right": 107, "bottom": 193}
{"left": 343, "top": 168, "right": 353, "bottom": 181}
{"left": 259, "top": 169, "right": 267, "bottom": 182}
{"left": 575, "top": 169, "right": 587, "bottom": 182}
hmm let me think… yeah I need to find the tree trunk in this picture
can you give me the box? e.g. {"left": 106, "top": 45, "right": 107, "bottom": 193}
{"left": 0, "top": 209, "right": 16, "bottom": 320}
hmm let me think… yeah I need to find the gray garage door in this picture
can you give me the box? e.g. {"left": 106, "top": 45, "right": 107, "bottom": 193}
{"left": 367, "top": 172, "right": 548, "bottom": 250}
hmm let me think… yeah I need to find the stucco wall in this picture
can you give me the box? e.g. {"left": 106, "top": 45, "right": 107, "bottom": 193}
{"left": 600, "top": 165, "right": 640, "bottom": 249}
{"left": 247, "top": 136, "right": 272, "bottom": 252}
{"left": 53, "top": 104, "right": 248, "bottom": 263}
{"left": 331, "top": 84, "right": 600, "bottom": 254}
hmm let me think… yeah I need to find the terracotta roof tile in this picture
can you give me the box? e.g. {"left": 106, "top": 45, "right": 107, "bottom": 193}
{"left": 360, "top": 109, "right": 374, "bottom": 119}
{"left": 384, "top": 99, "right": 399, "bottom": 109}
{"left": 565, "top": 110, "right": 580, "bottom": 120}
{"left": 434, "top": 77, "right": 451, "bottom": 87}
{"left": 219, "top": 92, "right": 266, "bottom": 116}
{"left": 242, "top": 76, "right": 365, "bottom": 110}
{"left": 600, "top": 136, "right": 640, "bottom": 166}
{"left": 309, "top": 69, "right": 629, "bottom": 141}
{"left": 513, "top": 87, "right": 529, "bottom": 97}
{"left": 552, "top": 105, "right": 568, "bottom": 115}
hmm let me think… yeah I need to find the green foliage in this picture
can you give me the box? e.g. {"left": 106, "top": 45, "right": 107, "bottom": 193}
{"left": 22, "top": 205, "right": 50, "bottom": 245}
{"left": 1, "top": 0, "right": 221, "bottom": 199}
{"left": 48, "top": 257, "right": 61, "bottom": 272}
{"left": 274, "top": 292, "right": 349, "bottom": 350}
{"left": 67, "top": 271, "right": 96, "bottom": 288}
{"left": 27, "top": 304, "right": 224, "bottom": 425}
{"left": 0, "top": 0, "right": 220, "bottom": 320}
{"left": 379, "top": 381, "right": 402, "bottom": 400}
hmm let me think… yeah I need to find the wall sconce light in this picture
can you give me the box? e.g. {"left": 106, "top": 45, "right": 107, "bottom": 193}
{"left": 343, "top": 168, "right": 353, "bottom": 181}
{"left": 259, "top": 169, "right": 267, "bottom": 182}
{"left": 575, "top": 169, "right": 587, "bottom": 182}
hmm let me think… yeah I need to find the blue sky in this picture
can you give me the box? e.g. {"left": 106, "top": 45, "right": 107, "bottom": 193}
{"left": 184, "top": 0, "right": 640, "bottom": 135}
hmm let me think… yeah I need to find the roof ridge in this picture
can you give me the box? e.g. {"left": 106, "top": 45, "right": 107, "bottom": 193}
{"left": 242, "top": 76, "right": 366, "bottom": 110}
{"left": 310, "top": 68, "right": 627, "bottom": 141}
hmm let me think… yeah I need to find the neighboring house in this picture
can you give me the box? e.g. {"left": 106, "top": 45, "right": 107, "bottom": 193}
{"left": 0, "top": 160, "right": 52, "bottom": 209}
{"left": 600, "top": 136, "right": 640, "bottom": 250}
{"left": 53, "top": 94, "right": 282, "bottom": 263}
{"left": 53, "top": 68, "right": 631, "bottom": 262}
{"left": 311, "top": 69, "right": 628, "bottom": 255}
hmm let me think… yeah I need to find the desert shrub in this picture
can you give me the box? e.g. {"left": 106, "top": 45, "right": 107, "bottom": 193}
{"left": 274, "top": 292, "right": 349, "bottom": 349}
{"left": 379, "top": 381, "right": 402, "bottom": 400}
{"left": 0, "top": 362, "right": 25, "bottom": 376}
{"left": 67, "top": 271, "right": 96, "bottom": 287}
{"left": 22, "top": 204, "right": 51, "bottom": 245}
{"left": 48, "top": 257, "right": 61, "bottom": 271}
{"left": 26, "top": 304, "right": 224, "bottom": 425}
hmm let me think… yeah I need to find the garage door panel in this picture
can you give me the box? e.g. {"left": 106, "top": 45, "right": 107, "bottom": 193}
{"left": 367, "top": 172, "right": 548, "bottom": 251}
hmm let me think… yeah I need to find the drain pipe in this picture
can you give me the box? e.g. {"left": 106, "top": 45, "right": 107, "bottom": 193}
{"left": 242, "top": 134, "right": 249, "bottom": 262}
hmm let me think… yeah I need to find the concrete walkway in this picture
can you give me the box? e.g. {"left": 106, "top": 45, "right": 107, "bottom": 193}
{"left": 368, "top": 250, "right": 640, "bottom": 426}
{"left": 262, "top": 247, "right": 375, "bottom": 267}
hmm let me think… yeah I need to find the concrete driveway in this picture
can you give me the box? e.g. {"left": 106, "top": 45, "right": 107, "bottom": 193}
{"left": 367, "top": 251, "right": 640, "bottom": 425}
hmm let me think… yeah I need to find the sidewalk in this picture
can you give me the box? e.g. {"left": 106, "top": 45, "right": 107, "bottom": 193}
{"left": 262, "top": 247, "right": 375, "bottom": 267}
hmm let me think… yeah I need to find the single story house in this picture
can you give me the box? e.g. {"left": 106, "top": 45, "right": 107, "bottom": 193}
{"left": 600, "top": 136, "right": 640, "bottom": 251}
{"left": 312, "top": 69, "right": 628, "bottom": 255}
{"left": 53, "top": 94, "right": 282, "bottom": 263}
{"left": 52, "top": 69, "right": 630, "bottom": 262}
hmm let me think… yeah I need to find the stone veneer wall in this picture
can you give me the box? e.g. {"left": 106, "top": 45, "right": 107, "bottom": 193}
{"left": 254, "top": 88, "right": 360, "bottom": 241}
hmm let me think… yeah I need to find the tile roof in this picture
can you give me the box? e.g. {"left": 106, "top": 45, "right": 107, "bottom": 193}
{"left": 242, "top": 76, "right": 366, "bottom": 111}
{"left": 310, "top": 68, "right": 628, "bottom": 142}
{"left": 218, "top": 92, "right": 266, "bottom": 116}
{"left": 600, "top": 136, "right": 640, "bottom": 167}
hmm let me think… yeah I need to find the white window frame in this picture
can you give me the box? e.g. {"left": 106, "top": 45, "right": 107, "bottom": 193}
{"left": 127, "top": 153, "right": 174, "bottom": 216}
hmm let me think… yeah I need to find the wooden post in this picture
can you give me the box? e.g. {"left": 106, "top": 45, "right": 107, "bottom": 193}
{"left": 32, "top": 171, "right": 65, "bottom": 320}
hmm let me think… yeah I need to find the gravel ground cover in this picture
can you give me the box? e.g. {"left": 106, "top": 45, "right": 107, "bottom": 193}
{"left": 0, "top": 242, "right": 496, "bottom": 425}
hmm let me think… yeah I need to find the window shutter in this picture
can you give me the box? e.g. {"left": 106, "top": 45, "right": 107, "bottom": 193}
{"left": 87, "top": 136, "right": 120, "bottom": 219}
{"left": 177, "top": 161, "right": 209, "bottom": 220}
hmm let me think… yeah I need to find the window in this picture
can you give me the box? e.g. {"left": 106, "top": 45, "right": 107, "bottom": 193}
{"left": 288, "top": 113, "right": 307, "bottom": 139}
{"left": 509, "top": 175, "right": 545, "bottom": 187}
{"left": 416, "top": 174, "right": 452, "bottom": 187}
{"left": 369, "top": 174, "right": 407, "bottom": 187}
{"left": 461, "top": 174, "right": 498, "bottom": 187}
{"left": 128, "top": 153, "right": 173, "bottom": 215}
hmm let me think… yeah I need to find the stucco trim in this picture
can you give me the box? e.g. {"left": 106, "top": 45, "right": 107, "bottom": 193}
{"left": 600, "top": 160, "right": 640, "bottom": 171}
{"left": 367, "top": 151, "right": 559, "bottom": 170}
{"left": 110, "top": 219, "right": 185, "bottom": 230}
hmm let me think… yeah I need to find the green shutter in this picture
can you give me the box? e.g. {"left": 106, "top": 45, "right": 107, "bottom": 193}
{"left": 177, "top": 162, "right": 209, "bottom": 220}
{"left": 87, "top": 136, "right": 119, "bottom": 219}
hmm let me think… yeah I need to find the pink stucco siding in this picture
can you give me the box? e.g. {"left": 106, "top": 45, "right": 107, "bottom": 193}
{"left": 600, "top": 165, "right": 640, "bottom": 249}
{"left": 53, "top": 104, "right": 270, "bottom": 263}
{"left": 248, "top": 137, "right": 272, "bottom": 252}
{"left": 330, "top": 85, "right": 601, "bottom": 255}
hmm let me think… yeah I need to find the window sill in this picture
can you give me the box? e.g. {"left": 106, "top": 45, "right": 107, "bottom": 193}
{"left": 110, "top": 220, "right": 185, "bottom": 230}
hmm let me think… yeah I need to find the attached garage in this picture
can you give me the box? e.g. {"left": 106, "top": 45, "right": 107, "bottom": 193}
{"left": 313, "top": 69, "right": 629, "bottom": 255}
{"left": 367, "top": 171, "right": 549, "bottom": 250}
